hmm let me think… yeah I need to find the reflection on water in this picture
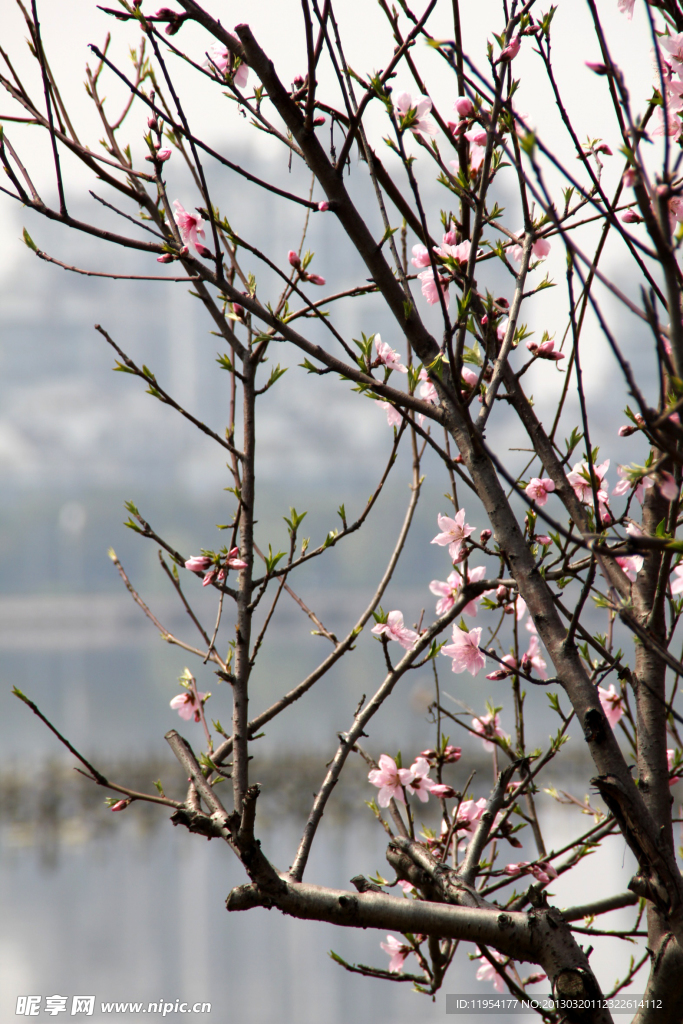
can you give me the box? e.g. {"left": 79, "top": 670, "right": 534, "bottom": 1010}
{"left": 0, "top": 758, "right": 646, "bottom": 1023}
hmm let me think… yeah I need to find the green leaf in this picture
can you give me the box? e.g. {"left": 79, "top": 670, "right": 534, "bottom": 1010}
{"left": 22, "top": 227, "right": 37, "bottom": 251}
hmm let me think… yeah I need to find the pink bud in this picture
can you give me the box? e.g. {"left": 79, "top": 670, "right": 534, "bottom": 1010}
{"left": 306, "top": 273, "right": 326, "bottom": 286}
{"left": 536, "top": 535, "right": 552, "bottom": 546}
{"left": 621, "top": 210, "right": 641, "bottom": 223}
{"left": 179, "top": 245, "right": 189, "bottom": 256}
{"left": 480, "top": 529, "right": 492, "bottom": 545}
{"left": 431, "top": 784, "right": 457, "bottom": 799}
{"left": 623, "top": 168, "right": 636, "bottom": 188}
{"left": 454, "top": 96, "right": 474, "bottom": 118}
{"left": 288, "top": 250, "right": 300, "bottom": 268}
{"left": 481, "top": 314, "right": 489, "bottom": 326}
{"left": 195, "top": 243, "right": 213, "bottom": 259}
{"left": 496, "top": 585, "right": 508, "bottom": 601}
{"left": 618, "top": 424, "right": 636, "bottom": 437}
{"left": 313, "top": 116, "right": 326, "bottom": 126}
{"left": 157, "top": 253, "right": 175, "bottom": 263}
{"left": 156, "top": 148, "right": 172, "bottom": 162}
{"left": 202, "top": 569, "right": 217, "bottom": 587}
{"left": 147, "top": 115, "right": 159, "bottom": 131}
{"left": 111, "top": 799, "right": 129, "bottom": 812}
{"left": 232, "top": 302, "right": 244, "bottom": 318}
{"left": 318, "top": 200, "right": 330, "bottom": 211}
{"left": 658, "top": 471, "right": 679, "bottom": 502}
{"left": 443, "top": 745, "right": 461, "bottom": 763}
{"left": 293, "top": 75, "right": 305, "bottom": 89}
{"left": 185, "top": 555, "right": 213, "bottom": 572}
{"left": 585, "top": 61, "right": 608, "bottom": 74}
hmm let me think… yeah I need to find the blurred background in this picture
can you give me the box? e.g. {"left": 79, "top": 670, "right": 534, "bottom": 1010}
{"left": 0, "top": 0, "right": 663, "bottom": 1019}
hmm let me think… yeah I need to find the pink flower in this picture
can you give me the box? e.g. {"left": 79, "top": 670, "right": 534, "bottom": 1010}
{"left": 617, "top": 0, "right": 635, "bottom": 17}
{"left": 471, "top": 712, "right": 508, "bottom": 750}
{"left": 172, "top": 200, "right": 205, "bottom": 253}
{"left": 402, "top": 757, "right": 436, "bottom": 803}
{"left": 368, "top": 754, "right": 407, "bottom": 806}
{"left": 394, "top": 92, "right": 438, "bottom": 137}
{"left": 499, "top": 34, "right": 521, "bottom": 62}
{"left": 371, "top": 610, "right": 419, "bottom": 650}
{"left": 461, "top": 366, "right": 479, "bottom": 390}
{"left": 375, "top": 334, "right": 408, "bottom": 373}
{"left": 469, "top": 145, "right": 486, "bottom": 171}
{"left": 567, "top": 459, "right": 610, "bottom": 512}
{"left": 437, "top": 240, "right": 471, "bottom": 265}
{"left": 454, "top": 96, "right": 474, "bottom": 118}
{"left": 418, "top": 269, "right": 450, "bottom": 308}
{"left": 510, "top": 233, "right": 551, "bottom": 262}
{"left": 378, "top": 401, "right": 402, "bottom": 428}
{"left": 430, "top": 566, "right": 490, "bottom": 617}
{"left": 418, "top": 368, "right": 438, "bottom": 404}
{"left": 661, "top": 33, "right": 683, "bottom": 65}
{"left": 616, "top": 555, "right": 644, "bottom": 582}
{"left": 457, "top": 797, "right": 488, "bottom": 833}
{"left": 476, "top": 948, "right": 507, "bottom": 992}
{"left": 670, "top": 564, "right": 683, "bottom": 595}
{"left": 431, "top": 510, "right": 475, "bottom": 563}
{"left": 521, "top": 634, "right": 547, "bottom": 679}
{"left": 185, "top": 555, "right": 213, "bottom": 573}
{"left": 442, "top": 626, "right": 486, "bottom": 675}
{"left": 227, "top": 546, "right": 248, "bottom": 570}
{"left": 411, "top": 244, "right": 432, "bottom": 268}
{"left": 206, "top": 42, "right": 229, "bottom": 73}
{"left": 658, "top": 471, "right": 679, "bottom": 502}
{"left": 442, "top": 224, "right": 458, "bottom": 245}
{"left": 668, "top": 749, "right": 680, "bottom": 786}
{"left": 397, "top": 880, "right": 416, "bottom": 894}
{"left": 464, "top": 126, "right": 488, "bottom": 147}
{"left": 170, "top": 689, "right": 207, "bottom": 722}
{"left": 651, "top": 107, "right": 682, "bottom": 139}
{"left": 205, "top": 43, "right": 248, "bottom": 88}
{"left": 612, "top": 463, "right": 653, "bottom": 504}
{"left": 525, "top": 477, "right": 555, "bottom": 506}
{"left": 380, "top": 935, "right": 409, "bottom": 973}
{"left": 598, "top": 684, "right": 624, "bottom": 728}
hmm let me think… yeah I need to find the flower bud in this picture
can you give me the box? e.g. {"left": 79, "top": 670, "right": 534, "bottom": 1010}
{"left": 306, "top": 273, "right": 326, "bottom": 286}
{"left": 623, "top": 168, "right": 636, "bottom": 188}
{"left": 318, "top": 200, "right": 330, "bottom": 211}
{"left": 232, "top": 302, "right": 244, "bottom": 318}
{"left": 480, "top": 529, "right": 492, "bottom": 545}
{"left": 496, "top": 585, "right": 508, "bottom": 602}
{"left": 185, "top": 555, "right": 213, "bottom": 572}
{"left": 293, "top": 75, "right": 305, "bottom": 89}
{"left": 454, "top": 96, "right": 474, "bottom": 118}
{"left": 621, "top": 210, "right": 641, "bottom": 224}
{"left": 195, "top": 243, "right": 213, "bottom": 259}
{"left": 288, "top": 250, "right": 301, "bottom": 269}
{"left": 156, "top": 148, "right": 172, "bottom": 162}
{"left": 111, "top": 799, "right": 130, "bottom": 812}
{"left": 147, "top": 115, "right": 159, "bottom": 131}
{"left": 313, "top": 116, "right": 326, "bottom": 126}
{"left": 157, "top": 253, "right": 175, "bottom": 263}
